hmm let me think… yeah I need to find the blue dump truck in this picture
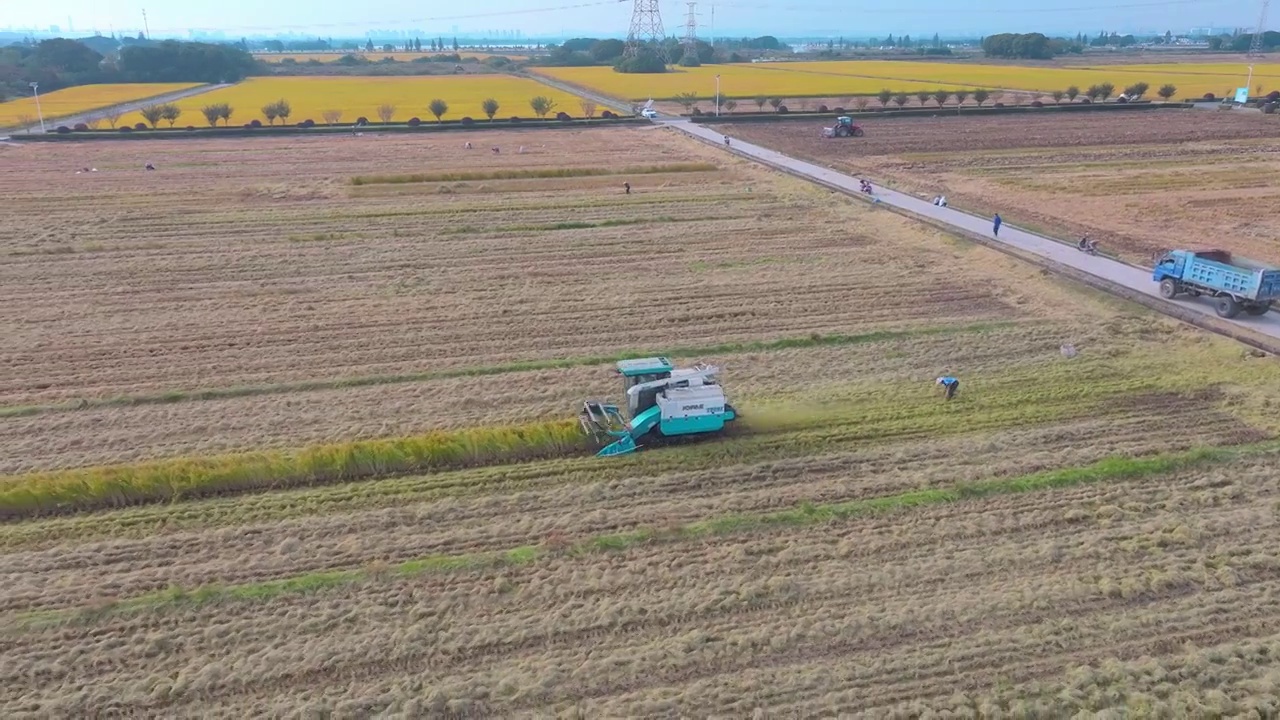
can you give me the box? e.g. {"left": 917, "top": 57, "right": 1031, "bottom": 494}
{"left": 1153, "top": 249, "right": 1280, "bottom": 318}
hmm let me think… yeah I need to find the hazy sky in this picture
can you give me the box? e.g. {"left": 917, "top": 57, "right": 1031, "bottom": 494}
{"left": 7, "top": 0, "right": 1266, "bottom": 37}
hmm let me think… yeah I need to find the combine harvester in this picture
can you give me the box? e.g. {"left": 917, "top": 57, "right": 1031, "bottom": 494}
{"left": 579, "top": 357, "right": 739, "bottom": 457}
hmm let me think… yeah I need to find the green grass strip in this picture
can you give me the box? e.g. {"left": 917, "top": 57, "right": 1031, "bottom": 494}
{"left": 0, "top": 420, "right": 591, "bottom": 520}
{"left": 0, "top": 320, "right": 1018, "bottom": 419}
{"left": 13, "top": 442, "right": 1270, "bottom": 629}
{"left": 350, "top": 162, "right": 718, "bottom": 185}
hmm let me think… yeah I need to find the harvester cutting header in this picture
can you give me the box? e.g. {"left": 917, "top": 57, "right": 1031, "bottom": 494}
{"left": 579, "top": 357, "right": 738, "bottom": 457}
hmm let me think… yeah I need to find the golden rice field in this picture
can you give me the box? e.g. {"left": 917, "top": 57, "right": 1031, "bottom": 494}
{"left": 6, "top": 125, "right": 1280, "bottom": 715}
{"left": 123, "top": 76, "right": 585, "bottom": 126}
{"left": 537, "top": 61, "right": 1280, "bottom": 101}
{"left": 0, "top": 82, "right": 202, "bottom": 128}
{"left": 253, "top": 51, "right": 527, "bottom": 63}
{"left": 537, "top": 64, "right": 972, "bottom": 101}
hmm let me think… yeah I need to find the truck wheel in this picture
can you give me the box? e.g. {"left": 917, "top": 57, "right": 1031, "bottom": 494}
{"left": 1245, "top": 302, "right": 1272, "bottom": 316}
{"left": 1215, "top": 295, "right": 1242, "bottom": 319}
{"left": 1158, "top": 279, "right": 1178, "bottom": 299}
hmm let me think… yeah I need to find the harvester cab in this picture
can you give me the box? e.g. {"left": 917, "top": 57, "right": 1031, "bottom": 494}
{"left": 822, "top": 116, "right": 865, "bottom": 138}
{"left": 579, "top": 357, "right": 738, "bottom": 457}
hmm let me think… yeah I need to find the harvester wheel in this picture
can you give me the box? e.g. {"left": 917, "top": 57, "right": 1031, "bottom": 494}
{"left": 835, "top": 127, "right": 850, "bottom": 137}
{"left": 1245, "top": 302, "right": 1272, "bottom": 316}
{"left": 852, "top": 127, "right": 864, "bottom": 137}
{"left": 1215, "top": 295, "right": 1242, "bottom": 319}
{"left": 1158, "top": 279, "right": 1178, "bottom": 299}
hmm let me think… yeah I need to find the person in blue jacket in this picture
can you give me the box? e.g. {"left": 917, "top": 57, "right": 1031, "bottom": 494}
{"left": 936, "top": 376, "right": 960, "bottom": 401}
{"left": 992, "top": 213, "right": 1002, "bottom": 237}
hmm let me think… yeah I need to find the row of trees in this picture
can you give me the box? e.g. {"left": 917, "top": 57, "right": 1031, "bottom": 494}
{"left": 176, "top": 95, "right": 579, "bottom": 128}
{"left": 669, "top": 81, "right": 1180, "bottom": 114}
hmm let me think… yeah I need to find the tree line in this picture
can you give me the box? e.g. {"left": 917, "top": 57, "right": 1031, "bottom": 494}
{"left": 667, "top": 81, "right": 1179, "bottom": 115}
{"left": 103, "top": 95, "right": 596, "bottom": 130}
{"left": 0, "top": 38, "right": 256, "bottom": 101}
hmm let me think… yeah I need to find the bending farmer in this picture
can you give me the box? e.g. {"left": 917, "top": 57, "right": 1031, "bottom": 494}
{"left": 936, "top": 376, "right": 960, "bottom": 401}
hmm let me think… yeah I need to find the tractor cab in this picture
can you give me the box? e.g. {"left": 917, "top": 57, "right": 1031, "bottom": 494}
{"left": 615, "top": 357, "right": 673, "bottom": 416}
{"left": 823, "top": 116, "right": 865, "bottom": 138}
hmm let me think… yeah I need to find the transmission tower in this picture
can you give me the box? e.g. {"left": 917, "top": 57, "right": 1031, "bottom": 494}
{"left": 1245, "top": 0, "right": 1271, "bottom": 99}
{"left": 1249, "top": 0, "right": 1271, "bottom": 57}
{"left": 624, "top": 0, "right": 667, "bottom": 63}
{"left": 683, "top": 2, "right": 699, "bottom": 48}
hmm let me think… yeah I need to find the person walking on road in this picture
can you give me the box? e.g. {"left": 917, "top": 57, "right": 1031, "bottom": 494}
{"left": 936, "top": 376, "right": 960, "bottom": 401}
{"left": 992, "top": 213, "right": 1002, "bottom": 237}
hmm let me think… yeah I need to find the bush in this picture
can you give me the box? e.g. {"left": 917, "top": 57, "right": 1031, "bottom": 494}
{"left": 1268, "top": 91, "right": 1280, "bottom": 101}
{"left": 249, "top": 119, "right": 263, "bottom": 128}
{"left": 355, "top": 116, "right": 369, "bottom": 125}
{"left": 407, "top": 117, "right": 422, "bottom": 127}
{"left": 1079, "top": 97, "right": 1091, "bottom": 104}
{"left": 185, "top": 126, "right": 196, "bottom": 130}
{"left": 55, "top": 126, "right": 71, "bottom": 134}
{"left": 298, "top": 119, "right": 315, "bottom": 128}
{"left": 460, "top": 116, "right": 474, "bottom": 126}
{"left": 1203, "top": 92, "right": 1215, "bottom": 100}
{"left": 555, "top": 111, "right": 572, "bottom": 121}
{"left": 1115, "top": 96, "right": 1128, "bottom": 104}
{"left": 1030, "top": 100, "right": 1044, "bottom": 107}
{"left": 817, "top": 104, "right": 829, "bottom": 113}
{"left": 691, "top": 107, "right": 703, "bottom": 116}
{"left": 243, "top": 123, "right": 253, "bottom": 128}
{"left": 73, "top": 123, "right": 89, "bottom": 131}
{"left": 119, "top": 126, "right": 133, "bottom": 133}
{"left": 510, "top": 116, "right": 522, "bottom": 123}
{"left": 832, "top": 107, "right": 844, "bottom": 114}
{"left": 601, "top": 110, "right": 616, "bottom": 119}
{"left": 993, "top": 102, "right": 1005, "bottom": 108}
{"left": 133, "top": 122, "right": 148, "bottom": 130}
{"left": 777, "top": 105, "right": 789, "bottom": 113}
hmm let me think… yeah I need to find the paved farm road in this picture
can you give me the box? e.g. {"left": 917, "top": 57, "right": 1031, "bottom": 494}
{"left": 659, "top": 115, "right": 1280, "bottom": 343}
{"left": 1, "top": 83, "right": 231, "bottom": 137}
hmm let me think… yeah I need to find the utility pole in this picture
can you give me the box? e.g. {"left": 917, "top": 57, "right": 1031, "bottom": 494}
{"left": 142, "top": 8, "right": 150, "bottom": 39}
{"left": 30, "top": 82, "right": 45, "bottom": 133}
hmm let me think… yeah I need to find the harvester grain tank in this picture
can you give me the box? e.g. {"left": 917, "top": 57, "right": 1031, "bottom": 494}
{"left": 579, "top": 357, "right": 738, "bottom": 457}
{"left": 823, "top": 116, "right": 865, "bottom": 138}
{"left": 1152, "top": 248, "right": 1280, "bottom": 318}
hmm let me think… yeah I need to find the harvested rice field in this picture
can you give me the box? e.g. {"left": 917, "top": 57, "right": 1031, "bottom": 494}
{"left": 717, "top": 109, "right": 1280, "bottom": 266}
{"left": 4, "top": 126, "right": 1280, "bottom": 716}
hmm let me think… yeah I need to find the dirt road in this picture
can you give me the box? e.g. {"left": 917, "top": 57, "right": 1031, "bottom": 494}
{"left": 667, "top": 117, "right": 1280, "bottom": 344}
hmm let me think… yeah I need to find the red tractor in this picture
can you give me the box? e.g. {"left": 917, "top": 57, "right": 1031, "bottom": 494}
{"left": 822, "top": 116, "right": 865, "bottom": 138}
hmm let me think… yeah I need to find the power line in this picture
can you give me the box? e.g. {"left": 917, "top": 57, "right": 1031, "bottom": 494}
{"left": 138, "top": 0, "right": 624, "bottom": 34}
{"left": 714, "top": 0, "right": 1219, "bottom": 14}
{"left": 96, "top": 0, "right": 1226, "bottom": 35}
